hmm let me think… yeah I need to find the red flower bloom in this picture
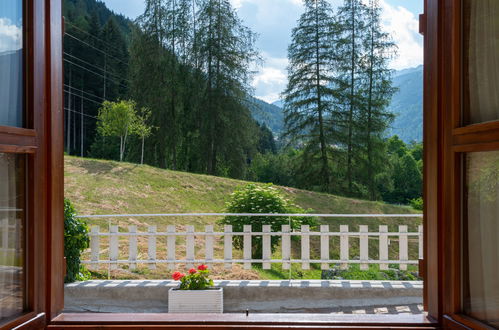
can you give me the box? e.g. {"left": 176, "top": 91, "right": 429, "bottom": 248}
{"left": 188, "top": 268, "right": 197, "bottom": 274}
{"left": 172, "top": 271, "right": 185, "bottom": 281}
{"left": 197, "top": 264, "right": 208, "bottom": 271}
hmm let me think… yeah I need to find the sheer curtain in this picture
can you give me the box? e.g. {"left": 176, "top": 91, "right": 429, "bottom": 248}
{"left": 0, "top": 154, "right": 25, "bottom": 321}
{"left": 465, "top": 0, "right": 499, "bottom": 124}
{"left": 465, "top": 151, "right": 499, "bottom": 328}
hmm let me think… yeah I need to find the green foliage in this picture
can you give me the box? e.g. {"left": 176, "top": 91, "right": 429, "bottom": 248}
{"left": 410, "top": 197, "right": 423, "bottom": 211}
{"left": 64, "top": 198, "right": 90, "bottom": 283}
{"left": 174, "top": 266, "right": 214, "bottom": 290}
{"left": 219, "top": 184, "right": 316, "bottom": 258}
{"left": 283, "top": 0, "right": 338, "bottom": 192}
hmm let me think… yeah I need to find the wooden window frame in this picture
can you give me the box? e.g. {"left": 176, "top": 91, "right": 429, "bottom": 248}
{"left": 10, "top": 0, "right": 498, "bottom": 328}
{"left": 0, "top": 0, "right": 64, "bottom": 329}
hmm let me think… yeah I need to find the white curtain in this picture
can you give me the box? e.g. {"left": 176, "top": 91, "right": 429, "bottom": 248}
{"left": 466, "top": 151, "right": 499, "bottom": 328}
{"left": 0, "top": 154, "right": 24, "bottom": 321}
{"left": 466, "top": 0, "right": 499, "bottom": 124}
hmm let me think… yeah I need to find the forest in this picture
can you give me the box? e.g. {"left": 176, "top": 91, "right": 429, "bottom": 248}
{"left": 62, "top": 0, "right": 422, "bottom": 206}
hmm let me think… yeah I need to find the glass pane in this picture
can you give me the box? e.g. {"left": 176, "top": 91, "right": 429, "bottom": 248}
{"left": 463, "top": 0, "right": 499, "bottom": 125}
{"left": 463, "top": 151, "right": 499, "bottom": 328}
{"left": 0, "top": 0, "right": 24, "bottom": 127}
{"left": 0, "top": 153, "right": 26, "bottom": 322}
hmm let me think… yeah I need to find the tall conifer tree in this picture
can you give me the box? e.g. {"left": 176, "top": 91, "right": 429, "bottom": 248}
{"left": 283, "top": 0, "right": 337, "bottom": 192}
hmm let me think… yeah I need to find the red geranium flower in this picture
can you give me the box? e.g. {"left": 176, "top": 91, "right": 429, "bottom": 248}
{"left": 197, "top": 264, "right": 208, "bottom": 271}
{"left": 172, "top": 271, "right": 185, "bottom": 281}
{"left": 188, "top": 268, "right": 197, "bottom": 274}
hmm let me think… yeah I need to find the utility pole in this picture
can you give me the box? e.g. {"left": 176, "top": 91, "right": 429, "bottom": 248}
{"left": 67, "top": 69, "right": 72, "bottom": 154}
{"left": 80, "top": 80, "right": 84, "bottom": 157}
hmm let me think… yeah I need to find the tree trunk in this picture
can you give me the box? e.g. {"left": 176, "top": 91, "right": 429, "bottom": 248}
{"left": 141, "top": 136, "right": 145, "bottom": 165}
{"left": 347, "top": 0, "right": 356, "bottom": 194}
{"left": 315, "top": 0, "right": 330, "bottom": 191}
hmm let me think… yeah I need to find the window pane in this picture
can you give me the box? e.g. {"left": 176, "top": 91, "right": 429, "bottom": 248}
{"left": 463, "top": 151, "right": 499, "bottom": 328}
{"left": 0, "top": 153, "right": 26, "bottom": 322}
{"left": 463, "top": 0, "right": 499, "bottom": 125}
{"left": 0, "top": 0, "right": 23, "bottom": 127}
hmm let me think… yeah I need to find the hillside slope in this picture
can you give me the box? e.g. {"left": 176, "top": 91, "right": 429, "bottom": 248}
{"left": 65, "top": 156, "right": 421, "bottom": 280}
{"left": 65, "top": 156, "right": 417, "bottom": 219}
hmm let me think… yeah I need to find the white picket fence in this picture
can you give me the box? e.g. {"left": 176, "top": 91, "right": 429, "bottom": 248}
{"left": 0, "top": 218, "right": 22, "bottom": 258}
{"left": 80, "top": 213, "right": 423, "bottom": 271}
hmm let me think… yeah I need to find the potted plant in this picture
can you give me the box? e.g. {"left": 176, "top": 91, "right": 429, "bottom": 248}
{"left": 168, "top": 264, "right": 223, "bottom": 313}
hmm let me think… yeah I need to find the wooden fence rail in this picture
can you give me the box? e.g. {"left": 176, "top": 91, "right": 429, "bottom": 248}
{"left": 82, "top": 223, "right": 423, "bottom": 271}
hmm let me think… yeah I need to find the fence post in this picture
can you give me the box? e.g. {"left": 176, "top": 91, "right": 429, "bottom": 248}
{"left": 360, "top": 225, "right": 369, "bottom": 270}
{"left": 167, "top": 225, "right": 176, "bottom": 270}
{"left": 379, "top": 225, "right": 389, "bottom": 270}
{"left": 282, "top": 224, "right": 291, "bottom": 270}
{"left": 90, "top": 225, "right": 100, "bottom": 271}
{"left": 320, "top": 225, "right": 329, "bottom": 270}
{"left": 129, "top": 225, "right": 137, "bottom": 270}
{"left": 224, "top": 225, "right": 232, "bottom": 269}
{"left": 148, "top": 226, "right": 157, "bottom": 270}
{"left": 399, "top": 225, "right": 408, "bottom": 271}
{"left": 205, "top": 225, "right": 214, "bottom": 265}
{"left": 262, "top": 225, "right": 271, "bottom": 269}
{"left": 109, "top": 225, "right": 118, "bottom": 270}
{"left": 418, "top": 225, "right": 423, "bottom": 260}
{"left": 301, "top": 225, "right": 310, "bottom": 270}
{"left": 243, "top": 225, "right": 252, "bottom": 270}
{"left": 2, "top": 219, "right": 9, "bottom": 268}
{"left": 186, "top": 225, "right": 195, "bottom": 269}
{"left": 340, "top": 225, "right": 349, "bottom": 270}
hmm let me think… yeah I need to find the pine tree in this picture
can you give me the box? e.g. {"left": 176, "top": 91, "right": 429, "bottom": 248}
{"left": 358, "top": 0, "right": 397, "bottom": 200}
{"left": 282, "top": 0, "right": 338, "bottom": 192}
{"left": 335, "top": 0, "right": 368, "bottom": 195}
{"left": 196, "top": 0, "right": 259, "bottom": 175}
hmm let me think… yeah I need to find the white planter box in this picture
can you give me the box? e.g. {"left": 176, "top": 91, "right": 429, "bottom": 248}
{"left": 168, "top": 287, "right": 223, "bottom": 313}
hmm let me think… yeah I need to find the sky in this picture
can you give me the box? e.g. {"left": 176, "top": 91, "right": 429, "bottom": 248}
{"left": 101, "top": 0, "right": 424, "bottom": 103}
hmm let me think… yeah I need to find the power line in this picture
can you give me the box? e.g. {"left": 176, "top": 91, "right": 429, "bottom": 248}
{"left": 65, "top": 32, "right": 129, "bottom": 66}
{"left": 64, "top": 52, "right": 130, "bottom": 83}
{"left": 64, "top": 107, "right": 98, "bottom": 120}
{"left": 64, "top": 58, "right": 128, "bottom": 90}
{"left": 64, "top": 84, "right": 105, "bottom": 102}
{"left": 64, "top": 20, "right": 127, "bottom": 57}
{"left": 64, "top": 89, "right": 104, "bottom": 106}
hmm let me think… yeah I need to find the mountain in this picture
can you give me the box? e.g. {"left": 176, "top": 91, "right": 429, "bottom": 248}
{"left": 247, "top": 97, "right": 285, "bottom": 135}
{"left": 388, "top": 65, "right": 423, "bottom": 143}
{"left": 264, "top": 66, "right": 424, "bottom": 143}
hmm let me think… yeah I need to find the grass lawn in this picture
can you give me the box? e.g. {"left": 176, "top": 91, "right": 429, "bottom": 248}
{"left": 64, "top": 156, "right": 421, "bottom": 280}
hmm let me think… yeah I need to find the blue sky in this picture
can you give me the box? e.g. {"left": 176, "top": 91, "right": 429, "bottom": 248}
{"left": 102, "top": 0, "right": 423, "bottom": 103}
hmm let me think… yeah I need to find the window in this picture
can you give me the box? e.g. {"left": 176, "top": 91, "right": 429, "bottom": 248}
{"left": 0, "top": 153, "right": 26, "bottom": 322}
{"left": 0, "top": 0, "right": 24, "bottom": 127}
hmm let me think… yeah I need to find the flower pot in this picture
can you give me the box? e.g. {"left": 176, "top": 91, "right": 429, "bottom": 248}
{"left": 168, "top": 287, "right": 223, "bottom": 313}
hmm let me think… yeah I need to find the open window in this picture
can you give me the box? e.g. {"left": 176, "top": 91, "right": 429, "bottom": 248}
{"left": 1, "top": 0, "right": 498, "bottom": 328}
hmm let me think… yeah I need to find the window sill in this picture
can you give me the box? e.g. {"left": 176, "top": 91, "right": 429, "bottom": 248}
{"left": 49, "top": 313, "right": 438, "bottom": 329}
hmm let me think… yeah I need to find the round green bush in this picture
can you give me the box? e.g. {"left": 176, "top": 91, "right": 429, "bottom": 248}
{"left": 219, "top": 184, "right": 316, "bottom": 259}
{"left": 64, "top": 198, "right": 90, "bottom": 283}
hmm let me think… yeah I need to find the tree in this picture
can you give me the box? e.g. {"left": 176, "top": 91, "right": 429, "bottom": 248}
{"left": 96, "top": 100, "right": 139, "bottom": 162}
{"left": 334, "top": 0, "right": 368, "bottom": 194}
{"left": 135, "top": 108, "right": 153, "bottom": 165}
{"left": 195, "top": 0, "right": 260, "bottom": 176}
{"left": 357, "top": 0, "right": 397, "bottom": 200}
{"left": 282, "top": 0, "right": 338, "bottom": 192}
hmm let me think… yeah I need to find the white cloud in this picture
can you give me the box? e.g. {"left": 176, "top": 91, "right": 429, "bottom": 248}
{"left": 252, "top": 53, "right": 289, "bottom": 103}
{"left": 0, "top": 18, "right": 22, "bottom": 53}
{"left": 379, "top": 0, "right": 423, "bottom": 70}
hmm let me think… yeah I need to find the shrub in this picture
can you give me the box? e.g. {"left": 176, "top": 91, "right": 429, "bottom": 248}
{"left": 219, "top": 184, "right": 316, "bottom": 258}
{"left": 410, "top": 197, "right": 423, "bottom": 211}
{"left": 64, "top": 198, "right": 90, "bottom": 283}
